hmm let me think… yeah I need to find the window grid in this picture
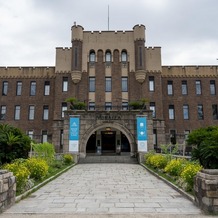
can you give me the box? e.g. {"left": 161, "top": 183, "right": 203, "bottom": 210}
{"left": 167, "top": 81, "right": 173, "bottom": 95}
{"left": 196, "top": 80, "right": 202, "bottom": 95}
{"left": 62, "top": 77, "right": 68, "bottom": 92}
{"left": 105, "top": 102, "right": 112, "bottom": 111}
{"left": 29, "top": 105, "right": 35, "bottom": 120}
{"left": 43, "top": 106, "right": 49, "bottom": 120}
{"left": 30, "top": 81, "right": 36, "bottom": 96}
{"left": 210, "top": 80, "right": 216, "bottom": 95}
{"left": 89, "top": 102, "right": 95, "bottom": 111}
{"left": 105, "top": 77, "right": 112, "bottom": 92}
{"left": 183, "top": 104, "right": 189, "bottom": 120}
{"left": 122, "top": 102, "right": 128, "bottom": 110}
{"left": 44, "top": 81, "right": 50, "bottom": 96}
{"left": 169, "top": 105, "right": 175, "bottom": 120}
{"left": 182, "top": 80, "right": 188, "bottom": 95}
{"left": 89, "top": 77, "right": 95, "bottom": 92}
{"left": 61, "top": 103, "right": 67, "bottom": 118}
{"left": 2, "top": 81, "right": 8, "bottom": 96}
{"left": 150, "top": 102, "right": 156, "bottom": 118}
{"left": 149, "top": 76, "right": 155, "bottom": 92}
{"left": 16, "top": 81, "right": 22, "bottom": 96}
{"left": 212, "top": 104, "right": 218, "bottom": 120}
{"left": 14, "top": 105, "right": 21, "bottom": 120}
{"left": 0, "top": 105, "right": 6, "bottom": 120}
{"left": 122, "top": 77, "right": 128, "bottom": 92}
{"left": 197, "top": 104, "right": 204, "bottom": 120}
{"left": 41, "top": 130, "right": 48, "bottom": 143}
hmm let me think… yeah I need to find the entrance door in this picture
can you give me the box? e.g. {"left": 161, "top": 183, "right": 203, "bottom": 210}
{"left": 101, "top": 131, "right": 116, "bottom": 153}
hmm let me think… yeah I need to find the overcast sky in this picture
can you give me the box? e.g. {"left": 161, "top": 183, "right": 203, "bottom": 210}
{"left": 0, "top": 0, "right": 218, "bottom": 67}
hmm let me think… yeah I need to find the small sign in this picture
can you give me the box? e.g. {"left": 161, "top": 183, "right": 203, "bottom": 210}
{"left": 137, "top": 116, "right": 147, "bottom": 152}
{"left": 69, "top": 117, "right": 80, "bottom": 152}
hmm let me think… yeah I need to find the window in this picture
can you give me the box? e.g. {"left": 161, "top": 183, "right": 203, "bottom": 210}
{"left": 89, "top": 77, "right": 95, "bottom": 92}
{"left": 121, "top": 50, "right": 127, "bottom": 62}
{"left": 105, "top": 50, "right": 111, "bottom": 62}
{"left": 122, "top": 77, "right": 128, "bottom": 92}
{"left": 150, "top": 102, "right": 156, "bottom": 118}
{"left": 183, "top": 104, "right": 189, "bottom": 120}
{"left": 27, "top": 130, "right": 34, "bottom": 140}
{"left": 89, "top": 51, "right": 95, "bottom": 62}
{"left": 43, "top": 105, "right": 49, "bottom": 120}
{"left": 74, "top": 47, "right": 78, "bottom": 68}
{"left": 60, "top": 129, "right": 64, "bottom": 149}
{"left": 212, "top": 104, "right": 218, "bottom": 120}
{"left": 16, "top": 81, "right": 22, "bottom": 96}
{"left": 28, "top": 105, "right": 35, "bottom": 120}
{"left": 30, "top": 81, "right": 36, "bottom": 96}
{"left": 105, "top": 77, "right": 112, "bottom": 92}
{"left": 61, "top": 102, "right": 67, "bottom": 118}
{"left": 181, "top": 80, "right": 188, "bottom": 95}
{"left": 196, "top": 80, "right": 202, "bottom": 95}
{"left": 105, "top": 102, "right": 112, "bottom": 111}
{"left": 167, "top": 81, "right": 173, "bottom": 95}
{"left": 44, "top": 81, "right": 50, "bottom": 96}
{"left": 170, "top": 130, "right": 176, "bottom": 144}
{"left": 122, "top": 102, "right": 128, "bottom": 110}
{"left": 139, "top": 47, "right": 142, "bottom": 67}
{"left": 62, "top": 77, "right": 68, "bottom": 92}
{"left": 41, "top": 130, "right": 48, "bottom": 143}
{"left": 210, "top": 80, "right": 216, "bottom": 95}
{"left": 89, "top": 102, "right": 95, "bottom": 110}
{"left": 149, "top": 76, "right": 155, "bottom": 92}
{"left": 169, "top": 105, "right": 175, "bottom": 120}
{"left": 2, "top": 81, "right": 8, "bottom": 96}
{"left": 0, "top": 105, "right": 6, "bottom": 120}
{"left": 184, "top": 130, "right": 190, "bottom": 140}
{"left": 197, "top": 104, "right": 204, "bottom": 120}
{"left": 14, "top": 105, "right": 21, "bottom": 120}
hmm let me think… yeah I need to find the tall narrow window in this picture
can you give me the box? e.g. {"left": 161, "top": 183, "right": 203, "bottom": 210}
{"left": 29, "top": 105, "right": 35, "bottom": 120}
{"left": 27, "top": 130, "right": 34, "bottom": 140}
{"left": 197, "top": 104, "right": 204, "bottom": 120}
{"left": 16, "top": 81, "right": 22, "bottom": 96}
{"left": 42, "top": 130, "right": 48, "bottom": 143}
{"left": 62, "top": 77, "right": 68, "bottom": 92}
{"left": 2, "top": 81, "right": 8, "bottom": 96}
{"left": 170, "top": 130, "right": 176, "bottom": 144}
{"left": 122, "top": 77, "right": 128, "bottom": 92}
{"left": 196, "top": 80, "right": 202, "bottom": 95}
{"left": 139, "top": 47, "right": 142, "bottom": 67}
{"left": 121, "top": 50, "right": 127, "bottom": 62}
{"left": 150, "top": 102, "right": 156, "bottom": 118}
{"left": 105, "top": 77, "right": 112, "bottom": 92}
{"left": 44, "top": 81, "right": 50, "bottom": 96}
{"left": 210, "top": 80, "right": 216, "bottom": 95}
{"left": 169, "top": 105, "right": 175, "bottom": 120}
{"left": 0, "top": 105, "right": 6, "bottom": 120}
{"left": 30, "top": 81, "right": 36, "bottom": 96}
{"left": 43, "top": 105, "right": 49, "bottom": 120}
{"left": 61, "top": 102, "right": 67, "bottom": 118}
{"left": 167, "top": 81, "right": 173, "bottom": 95}
{"left": 105, "top": 102, "right": 112, "bottom": 111}
{"left": 212, "top": 104, "right": 218, "bottom": 120}
{"left": 89, "top": 51, "right": 95, "bottom": 62}
{"left": 60, "top": 129, "right": 64, "bottom": 149}
{"left": 181, "top": 80, "right": 188, "bottom": 95}
{"left": 183, "top": 104, "right": 189, "bottom": 120}
{"left": 89, "top": 77, "right": 95, "bottom": 92}
{"left": 105, "top": 50, "right": 111, "bottom": 62}
{"left": 14, "top": 105, "right": 21, "bottom": 120}
{"left": 89, "top": 102, "right": 95, "bottom": 111}
{"left": 122, "top": 102, "right": 128, "bottom": 110}
{"left": 74, "top": 47, "right": 78, "bottom": 68}
{"left": 149, "top": 76, "right": 155, "bottom": 91}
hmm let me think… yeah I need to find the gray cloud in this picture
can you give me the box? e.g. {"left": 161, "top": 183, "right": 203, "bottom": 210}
{"left": 0, "top": 0, "right": 218, "bottom": 66}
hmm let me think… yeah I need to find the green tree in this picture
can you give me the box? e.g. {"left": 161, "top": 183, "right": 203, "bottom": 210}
{"left": 0, "top": 124, "right": 31, "bottom": 164}
{"left": 187, "top": 126, "right": 218, "bottom": 169}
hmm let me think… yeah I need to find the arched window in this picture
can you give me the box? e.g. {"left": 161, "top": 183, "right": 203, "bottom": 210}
{"left": 89, "top": 50, "right": 95, "bottom": 62}
{"left": 121, "top": 50, "right": 127, "bottom": 62}
{"left": 105, "top": 50, "right": 111, "bottom": 62}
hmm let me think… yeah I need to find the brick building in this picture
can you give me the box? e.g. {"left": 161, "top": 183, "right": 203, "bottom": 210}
{"left": 0, "top": 23, "right": 218, "bottom": 158}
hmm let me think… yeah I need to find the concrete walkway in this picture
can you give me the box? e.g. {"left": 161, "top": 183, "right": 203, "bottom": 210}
{"left": 2, "top": 164, "right": 209, "bottom": 217}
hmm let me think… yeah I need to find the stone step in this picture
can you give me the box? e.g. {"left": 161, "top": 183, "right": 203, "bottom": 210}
{"left": 78, "top": 154, "right": 138, "bottom": 164}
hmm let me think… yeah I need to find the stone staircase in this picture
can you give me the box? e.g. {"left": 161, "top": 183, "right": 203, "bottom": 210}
{"left": 78, "top": 153, "right": 138, "bottom": 164}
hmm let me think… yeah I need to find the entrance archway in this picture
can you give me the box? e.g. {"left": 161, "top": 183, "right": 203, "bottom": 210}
{"left": 81, "top": 122, "right": 134, "bottom": 156}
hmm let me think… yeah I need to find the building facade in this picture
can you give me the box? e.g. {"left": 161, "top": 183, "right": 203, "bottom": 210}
{"left": 0, "top": 23, "right": 218, "bottom": 158}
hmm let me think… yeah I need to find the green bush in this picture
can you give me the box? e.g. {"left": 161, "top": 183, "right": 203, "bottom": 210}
{"left": 180, "top": 162, "right": 202, "bottom": 191}
{"left": 63, "top": 153, "right": 73, "bottom": 164}
{"left": 25, "top": 158, "right": 48, "bottom": 180}
{"left": 32, "top": 142, "right": 55, "bottom": 165}
{"left": 164, "top": 158, "right": 187, "bottom": 176}
{"left": 3, "top": 160, "right": 30, "bottom": 192}
{"left": 144, "top": 151, "right": 156, "bottom": 166}
{"left": 149, "top": 154, "right": 168, "bottom": 169}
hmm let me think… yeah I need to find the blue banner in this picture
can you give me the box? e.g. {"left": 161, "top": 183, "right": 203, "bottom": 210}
{"left": 137, "top": 116, "right": 147, "bottom": 141}
{"left": 69, "top": 117, "right": 80, "bottom": 140}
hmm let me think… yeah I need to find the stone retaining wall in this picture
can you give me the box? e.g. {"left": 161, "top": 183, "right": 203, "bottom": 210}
{"left": 0, "top": 170, "right": 16, "bottom": 213}
{"left": 194, "top": 169, "right": 218, "bottom": 214}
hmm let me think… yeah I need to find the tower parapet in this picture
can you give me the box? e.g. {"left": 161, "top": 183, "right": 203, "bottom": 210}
{"left": 71, "top": 23, "right": 84, "bottom": 42}
{"left": 133, "top": 24, "right": 145, "bottom": 41}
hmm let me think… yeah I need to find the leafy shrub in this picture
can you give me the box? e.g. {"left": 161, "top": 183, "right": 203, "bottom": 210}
{"left": 25, "top": 158, "right": 48, "bottom": 180}
{"left": 144, "top": 151, "right": 156, "bottom": 165}
{"left": 180, "top": 162, "right": 202, "bottom": 191}
{"left": 164, "top": 158, "right": 187, "bottom": 176}
{"left": 32, "top": 142, "right": 55, "bottom": 164}
{"left": 62, "top": 153, "right": 73, "bottom": 164}
{"left": 149, "top": 154, "right": 168, "bottom": 169}
{"left": 3, "top": 161, "right": 30, "bottom": 192}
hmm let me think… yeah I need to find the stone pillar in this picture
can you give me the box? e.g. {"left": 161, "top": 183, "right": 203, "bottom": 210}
{"left": 194, "top": 169, "right": 218, "bottom": 214}
{"left": 0, "top": 170, "right": 16, "bottom": 213}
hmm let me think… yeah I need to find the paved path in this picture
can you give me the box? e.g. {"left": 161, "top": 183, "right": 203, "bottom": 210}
{"left": 2, "top": 163, "right": 208, "bottom": 217}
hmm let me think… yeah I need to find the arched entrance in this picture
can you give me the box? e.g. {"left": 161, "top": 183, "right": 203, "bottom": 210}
{"left": 81, "top": 122, "right": 135, "bottom": 156}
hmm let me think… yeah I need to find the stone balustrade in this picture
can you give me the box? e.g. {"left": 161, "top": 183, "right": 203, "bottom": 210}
{"left": 194, "top": 169, "right": 218, "bottom": 214}
{"left": 0, "top": 170, "right": 16, "bottom": 213}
